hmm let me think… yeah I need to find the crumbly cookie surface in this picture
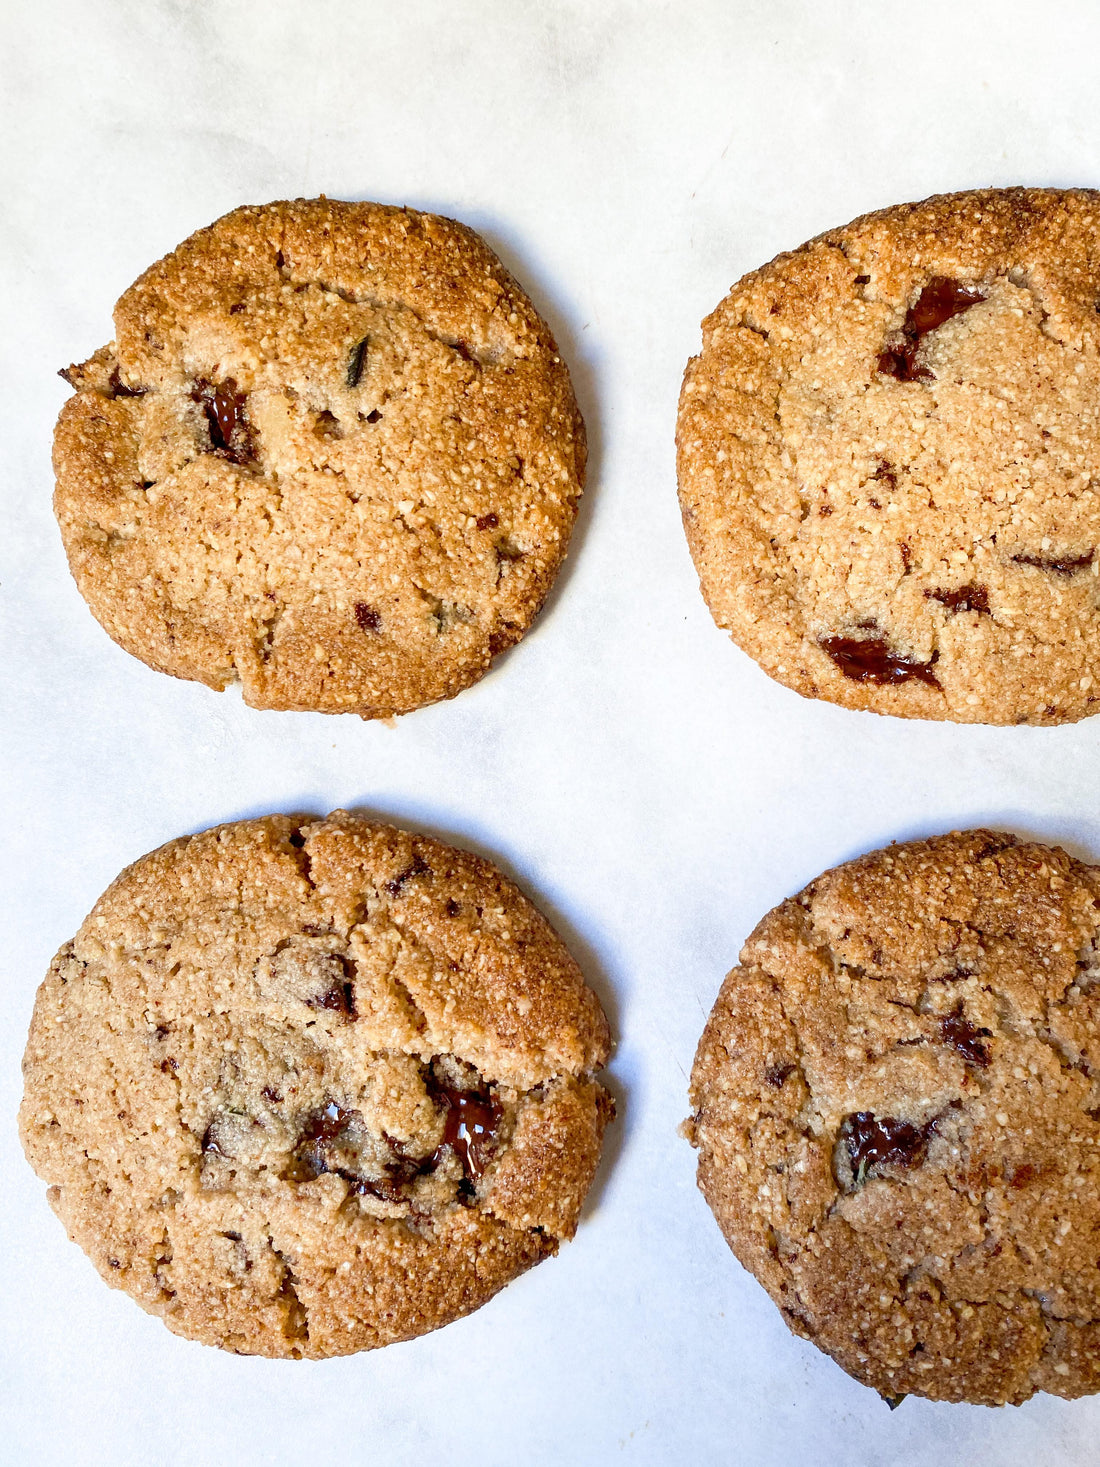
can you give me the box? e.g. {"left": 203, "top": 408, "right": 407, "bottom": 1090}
{"left": 686, "top": 831, "right": 1100, "bottom": 1405}
{"left": 20, "top": 813, "right": 612, "bottom": 1357}
{"left": 54, "top": 198, "right": 585, "bottom": 717}
{"left": 678, "top": 188, "right": 1100, "bottom": 724}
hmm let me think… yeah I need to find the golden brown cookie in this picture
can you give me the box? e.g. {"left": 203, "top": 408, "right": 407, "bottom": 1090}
{"left": 20, "top": 813, "right": 613, "bottom": 1357}
{"left": 54, "top": 199, "right": 585, "bottom": 717}
{"left": 678, "top": 188, "right": 1100, "bottom": 724}
{"left": 686, "top": 830, "right": 1100, "bottom": 1405}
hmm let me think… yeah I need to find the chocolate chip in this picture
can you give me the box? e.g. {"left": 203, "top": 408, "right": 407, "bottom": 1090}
{"left": 839, "top": 1111, "right": 934, "bottom": 1187}
{"left": 283, "top": 1102, "right": 353, "bottom": 1182}
{"left": 854, "top": 274, "right": 870, "bottom": 285}
{"left": 304, "top": 957, "right": 357, "bottom": 1020}
{"left": 899, "top": 541, "right": 913, "bottom": 571}
{"left": 430, "top": 1081, "right": 503, "bottom": 1181}
{"left": 940, "top": 1011, "right": 992, "bottom": 1067}
{"left": 819, "top": 634, "right": 940, "bottom": 687}
{"left": 908, "top": 278, "right": 985, "bottom": 335}
{"left": 872, "top": 460, "right": 897, "bottom": 490}
{"left": 352, "top": 1154, "right": 423, "bottom": 1203}
{"left": 362, "top": 409, "right": 382, "bottom": 424}
{"left": 384, "top": 852, "right": 431, "bottom": 897}
{"left": 446, "top": 898, "right": 461, "bottom": 917}
{"left": 877, "top": 343, "right": 932, "bottom": 382}
{"left": 354, "top": 602, "right": 381, "bottom": 632}
{"left": 1011, "top": 550, "right": 1093, "bottom": 575}
{"left": 285, "top": 1103, "right": 433, "bottom": 1202}
{"left": 160, "top": 1057, "right": 178, "bottom": 1075}
{"left": 347, "top": 339, "right": 368, "bottom": 388}
{"left": 925, "top": 584, "right": 991, "bottom": 615}
{"left": 477, "top": 513, "right": 499, "bottom": 531}
{"left": 201, "top": 1122, "right": 226, "bottom": 1158}
{"left": 878, "top": 276, "right": 986, "bottom": 382}
{"left": 192, "top": 377, "right": 257, "bottom": 465}
{"left": 765, "top": 1063, "right": 795, "bottom": 1088}
{"left": 229, "top": 303, "right": 245, "bottom": 315}
{"left": 108, "top": 367, "right": 148, "bottom": 399}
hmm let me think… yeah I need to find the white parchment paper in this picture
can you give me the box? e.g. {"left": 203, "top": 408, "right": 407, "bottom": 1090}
{"left": 5, "top": 3, "right": 1100, "bottom": 1462}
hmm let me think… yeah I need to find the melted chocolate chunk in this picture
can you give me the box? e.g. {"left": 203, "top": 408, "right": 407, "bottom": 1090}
{"left": 363, "top": 408, "right": 382, "bottom": 424}
{"left": 877, "top": 276, "right": 986, "bottom": 382}
{"left": 476, "top": 512, "right": 499, "bottom": 531}
{"left": 1012, "top": 550, "right": 1093, "bottom": 575}
{"left": 352, "top": 1155, "right": 423, "bottom": 1203}
{"left": 908, "top": 278, "right": 986, "bottom": 335}
{"left": 284, "top": 1102, "right": 351, "bottom": 1180}
{"left": 430, "top": 1082, "right": 503, "bottom": 1181}
{"left": 765, "top": 1063, "right": 796, "bottom": 1088}
{"left": 285, "top": 1104, "right": 422, "bottom": 1199}
{"left": 305, "top": 957, "right": 357, "bottom": 1020}
{"left": 854, "top": 274, "right": 870, "bottom": 286}
{"left": 384, "top": 852, "right": 430, "bottom": 897}
{"left": 925, "top": 584, "right": 991, "bottom": 615}
{"left": 940, "top": 1011, "right": 992, "bottom": 1067}
{"left": 819, "top": 635, "right": 940, "bottom": 687}
{"left": 201, "top": 1121, "right": 227, "bottom": 1158}
{"left": 354, "top": 602, "right": 381, "bottom": 632}
{"left": 108, "top": 366, "right": 148, "bottom": 398}
{"left": 840, "top": 1111, "right": 934, "bottom": 1187}
{"left": 347, "top": 338, "right": 368, "bottom": 388}
{"left": 192, "top": 377, "right": 256, "bottom": 465}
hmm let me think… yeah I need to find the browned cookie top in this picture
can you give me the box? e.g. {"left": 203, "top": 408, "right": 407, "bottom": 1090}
{"left": 686, "top": 830, "right": 1100, "bottom": 1405}
{"left": 678, "top": 188, "right": 1100, "bottom": 724}
{"left": 20, "top": 813, "right": 612, "bottom": 1357}
{"left": 54, "top": 199, "right": 585, "bottom": 717}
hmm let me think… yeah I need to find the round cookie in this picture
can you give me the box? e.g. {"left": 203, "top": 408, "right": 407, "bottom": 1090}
{"left": 686, "top": 830, "right": 1100, "bottom": 1405}
{"left": 677, "top": 187, "right": 1100, "bottom": 725}
{"left": 54, "top": 198, "right": 585, "bottom": 718}
{"left": 20, "top": 812, "right": 613, "bottom": 1357}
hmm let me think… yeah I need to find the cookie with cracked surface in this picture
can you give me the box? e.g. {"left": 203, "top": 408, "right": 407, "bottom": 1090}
{"left": 53, "top": 198, "right": 585, "bottom": 717}
{"left": 685, "top": 830, "right": 1100, "bottom": 1405}
{"left": 677, "top": 187, "right": 1100, "bottom": 724}
{"left": 20, "top": 812, "right": 613, "bottom": 1357}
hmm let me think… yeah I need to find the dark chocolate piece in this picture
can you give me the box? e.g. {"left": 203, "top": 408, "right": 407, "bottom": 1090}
{"left": 1011, "top": 551, "right": 1093, "bottom": 575}
{"left": 925, "top": 584, "right": 991, "bottom": 615}
{"left": 819, "top": 635, "right": 940, "bottom": 687}
{"left": 878, "top": 277, "right": 985, "bottom": 382}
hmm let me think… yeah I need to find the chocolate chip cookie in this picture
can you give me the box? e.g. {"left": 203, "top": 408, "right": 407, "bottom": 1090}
{"left": 54, "top": 199, "right": 585, "bottom": 717}
{"left": 685, "top": 830, "right": 1100, "bottom": 1405}
{"left": 20, "top": 813, "right": 613, "bottom": 1356}
{"left": 678, "top": 188, "right": 1100, "bottom": 724}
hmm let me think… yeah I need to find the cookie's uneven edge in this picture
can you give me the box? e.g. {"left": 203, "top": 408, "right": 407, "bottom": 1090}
{"left": 19, "top": 811, "right": 613, "bottom": 1357}
{"left": 676, "top": 187, "right": 1100, "bottom": 726}
{"left": 53, "top": 198, "right": 586, "bottom": 718}
{"left": 685, "top": 829, "right": 1100, "bottom": 1405}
